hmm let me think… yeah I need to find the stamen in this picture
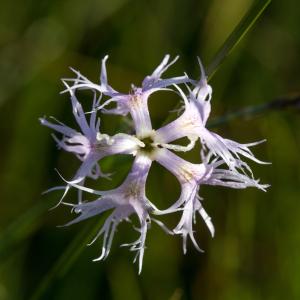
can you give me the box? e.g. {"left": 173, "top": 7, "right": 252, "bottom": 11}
{"left": 153, "top": 136, "right": 197, "bottom": 152}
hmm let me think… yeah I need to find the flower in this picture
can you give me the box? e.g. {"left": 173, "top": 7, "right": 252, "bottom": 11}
{"left": 41, "top": 55, "right": 269, "bottom": 273}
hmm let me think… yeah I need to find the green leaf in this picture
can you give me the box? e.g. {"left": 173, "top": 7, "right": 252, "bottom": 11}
{"left": 206, "top": 0, "right": 272, "bottom": 80}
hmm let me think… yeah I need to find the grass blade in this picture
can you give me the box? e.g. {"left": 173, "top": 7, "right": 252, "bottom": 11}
{"left": 207, "top": 0, "right": 272, "bottom": 79}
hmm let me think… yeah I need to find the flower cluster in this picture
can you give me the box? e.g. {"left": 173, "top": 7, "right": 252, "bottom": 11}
{"left": 40, "top": 55, "right": 268, "bottom": 273}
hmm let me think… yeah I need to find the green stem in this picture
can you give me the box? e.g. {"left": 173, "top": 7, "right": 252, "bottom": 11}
{"left": 208, "top": 95, "right": 300, "bottom": 128}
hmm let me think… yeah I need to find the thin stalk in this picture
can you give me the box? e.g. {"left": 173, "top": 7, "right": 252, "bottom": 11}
{"left": 208, "top": 95, "right": 300, "bottom": 128}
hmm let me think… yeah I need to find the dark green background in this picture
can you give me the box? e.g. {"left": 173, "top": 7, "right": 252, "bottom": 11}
{"left": 0, "top": 0, "right": 299, "bottom": 299}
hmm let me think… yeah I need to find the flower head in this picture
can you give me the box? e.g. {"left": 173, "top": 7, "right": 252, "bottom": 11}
{"left": 41, "top": 55, "right": 269, "bottom": 272}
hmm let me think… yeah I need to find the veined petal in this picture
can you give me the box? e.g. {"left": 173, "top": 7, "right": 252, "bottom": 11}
{"left": 155, "top": 95, "right": 202, "bottom": 144}
{"left": 97, "top": 95, "right": 130, "bottom": 116}
{"left": 62, "top": 60, "right": 118, "bottom": 98}
{"left": 61, "top": 154, "right": 171, "bottom": 273}
{"left": 95, "top": 133, "right": 144, "bottom": 156}
{"left": 192, "top": 57, "right": 212, "bottom": 104}
{"left": 62, "top": 198, "right": 115, "bottom": 226}
{"left": 147, "top": 75, "right": 190, "bottom": 90}
{"left": 155, "top": 148, "right": 208, "bottom": 184}
{"left": 99, "top": 55, "right": 120, "bottom": 96}
{"left": 142, "top": 55, "right": 190, "bottom": 91}
{"left": 98, "top": 91, "right": 152, "bottom": 137}
{"left": 118, "top": 154, "right": 152, "bottom": 193}
{"left": 173, "top": 186, "right": 204, "bottom": 254}
{"left": 198, "top": 129, "right": 268, "bottom": 170}
{"left": 52, "top": 135, "right": 89, "bottom": 156}
{"left": 160, "top": 177, "right": 214, "bottom": 253}
{"left": 52, "top": 133, "right": 145, "bottom": 206}
{"left": 39, "top": 117, "right": 78, "bottom": 137}
{"left": 203, "top": 162, "right": 270, "bottom": 191}
{"left": 127, "top": 92, "right": 152, "bottom": 137}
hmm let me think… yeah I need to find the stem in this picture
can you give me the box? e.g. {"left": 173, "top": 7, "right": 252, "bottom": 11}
{"left": 208, "top": 95, "right": 300, "bottom": 128}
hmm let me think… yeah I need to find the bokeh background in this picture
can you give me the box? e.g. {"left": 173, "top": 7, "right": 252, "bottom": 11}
{"left": 0, "top": 0, "right": 299, "bottom": 299}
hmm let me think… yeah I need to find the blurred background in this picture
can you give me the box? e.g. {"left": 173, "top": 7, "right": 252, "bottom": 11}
{"left": 0, "top": 0, "right": 299, "bottom": 299}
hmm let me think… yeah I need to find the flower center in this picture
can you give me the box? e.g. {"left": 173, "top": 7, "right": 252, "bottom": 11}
{"left": 138, "top": 135, "right": 156, "bottom": 154}
{"left": 136, "top": 131, "right": 164, "bottom": 159}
